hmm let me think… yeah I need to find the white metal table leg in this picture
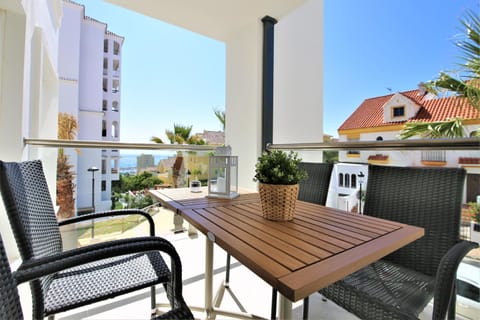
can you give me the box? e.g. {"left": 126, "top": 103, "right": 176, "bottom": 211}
{"left": 278, "top": 294, "right": 292, "bottom": 320}
{"left": 205, "top": 235, "right": 214, "bottom": 319}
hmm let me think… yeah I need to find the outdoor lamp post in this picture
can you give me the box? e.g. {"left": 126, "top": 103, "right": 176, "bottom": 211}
{"left": 358, "top": 171, "right": 365, "bottom": 214}
{"left": 87, "top": 166, "right": 99, "bottom": 238}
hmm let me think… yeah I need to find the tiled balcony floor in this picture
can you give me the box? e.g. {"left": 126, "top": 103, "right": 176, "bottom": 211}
{"left": 16, "top": 207, "right": 473, "bottom": 319}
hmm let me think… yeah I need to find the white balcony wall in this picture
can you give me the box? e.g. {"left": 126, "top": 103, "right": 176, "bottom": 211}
{"left": 225, "top": 22, "right": 263, "bottom": 190}
{"left": 274, "top": 0, "right": 323, "bottom": 162}
{"left": 0, "top": 0, "right": 62, "bottom": 260}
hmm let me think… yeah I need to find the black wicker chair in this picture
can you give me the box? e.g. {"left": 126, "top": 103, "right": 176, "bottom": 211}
{"left": 0, "top": 160, "right": 191, "bottom": 319}
{"left": 0, "top": 232, "right": 193, "bottom": 320}
{"left": 268, "top": 162, "right": 333, "bottom": 319}
{"left": 318, "top": 165, "right": 478, "bottom": 320}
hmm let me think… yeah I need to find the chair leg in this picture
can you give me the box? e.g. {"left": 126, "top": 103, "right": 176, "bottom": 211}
{"left": 271, "top": 288, "right": 277, "bottom": 320}
{"left": 448, "top": 282, "right": 457, "bottom": 320}
{"left": 303, "top": 296, "right": 309, "bottom": 319}
{"left": 151, "top": 285, "right": 157, "bottom": 315}
{"left": 225, "top": 254, "right": 231, "bottom": 286}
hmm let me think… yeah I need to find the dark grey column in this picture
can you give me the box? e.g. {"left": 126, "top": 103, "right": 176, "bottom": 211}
{"left": 261, "top": 16, "right": 277, "bottom": 152}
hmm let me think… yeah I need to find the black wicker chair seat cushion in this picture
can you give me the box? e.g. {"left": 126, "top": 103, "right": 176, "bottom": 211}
{"left": 320, "top": 260, "right": 435, "bottom": 320}
{"left": 44, "top": 251, "right": 170, "bottom": 314}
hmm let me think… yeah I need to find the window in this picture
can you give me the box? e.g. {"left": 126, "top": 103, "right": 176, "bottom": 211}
{"left": 101, "top": 159, "right": 106, "bottom": 174}
{"left": 102, "top": 120, "right": 107, "bottom": 137}
{"left": 376, "top": 136, "right": 383, "bottom": 141}
{"left": 101, "top": 180, "right": 106, "bottom": 191}
{"left": 345, "top": 174, "right": 350, "bottom": 188}
{"left": 103, "top": 78, "right": 107, "bottom": 92}
{"left": 339, "top": 173, "right": 344, "bottom": 187}
{"left": 393, "top": 106, "right": 405, "bottom": 117}
{"left": 112, "top": 79, "right": 119, "bottom": 93}
{"left": 103, "top": 39, "right": 108, "bottom": 53}
{"left": 113, "top": 41, "right": 120, "bottom": 55}
{"left": 102, "top": 100, "right": 107, "bottom": 111}
{"left": 103, "top": 58, "right": 108, "bottom": 75}
{"left": 351, "top": 174, "right": 357, "bottom": 188}
{"left": 111, "top": 121, "right": 119, "bottom": 138}
{"left": 112, "top": 101, "right": 119, "bottom": 112}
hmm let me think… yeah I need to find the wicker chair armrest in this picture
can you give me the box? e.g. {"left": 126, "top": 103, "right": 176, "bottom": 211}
{"left": 58, "top": 209, "right": 155, "bottom": 236}
{"left": 433, "top": 240, "right": 478, "bottom": 320}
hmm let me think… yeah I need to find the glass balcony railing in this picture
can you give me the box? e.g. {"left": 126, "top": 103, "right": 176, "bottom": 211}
{"left": 23, "top": 137, "right": 480, "bottom": 250}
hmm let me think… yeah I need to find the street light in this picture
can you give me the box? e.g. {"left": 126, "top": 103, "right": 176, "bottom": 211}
{"left": 358, "top": 171, "right": 365, "bottom": 214}
{"left": 87, "top": 166, "right": 99, "bottom": 238}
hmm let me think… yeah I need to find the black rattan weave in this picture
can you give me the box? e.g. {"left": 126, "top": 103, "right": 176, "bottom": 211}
{"left": 298, "top": 162, "right": 333, "bottom": 204}
{"left": 0, "top": 233, "right": 193, "bottom": 320}
{"left": 319, "top": 165, "right": 478, "bottom": 320}
{"left": 0, "top": 235, "right": 23, "bottom": 320}
{"left": 0, "top": 160, "right": 190, "bottom": 319}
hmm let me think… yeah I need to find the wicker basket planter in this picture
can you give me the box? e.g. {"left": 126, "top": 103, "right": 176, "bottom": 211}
{"left": 259, "top": 183, "right": 299, "bottom": 221}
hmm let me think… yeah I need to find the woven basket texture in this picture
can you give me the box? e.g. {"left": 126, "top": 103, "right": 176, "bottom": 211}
{"left": 259, "top": 183, "right": 299, "bottom": 221}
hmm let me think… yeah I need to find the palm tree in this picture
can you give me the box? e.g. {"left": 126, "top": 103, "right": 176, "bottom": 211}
{"left": 151, "top": 123, "right": 205, "bottom": 145}
{"left": 57, "top": 112, "right": 78, "bottom": 219}
{"left": 400, "top": 9, "right": 480, "bottom": 139}
{"left": 213, "top": 107, "right": 225, "bottom": 131}
{"left": 424, "top": 9, "right": 480, "bottom": 110}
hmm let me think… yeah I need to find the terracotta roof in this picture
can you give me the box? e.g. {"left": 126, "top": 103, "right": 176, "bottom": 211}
{"left": 199, "top": 130, "right": 225, "bottom": 145}
{"left": 339, "top": 89, "right": 480, "bottom": 131}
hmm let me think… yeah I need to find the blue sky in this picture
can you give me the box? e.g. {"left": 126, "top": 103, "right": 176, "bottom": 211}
{"left": 75, "top": 0, "right": 478, "bottom": 140}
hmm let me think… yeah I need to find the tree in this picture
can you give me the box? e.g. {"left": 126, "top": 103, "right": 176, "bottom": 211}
{"left": 399, "top": 117, "right": 469, "bottom": 139}
{"left": 424, "top": 9, "right": 480, "bottom": 110}
{"left": 151, "top": 123, "right": 206, "bottom": 145}
{"left": 400, "top": 9, "right": 480, "bottom": 139}
{"left": 213, "top": 107, "right": 225, "bottom": 131}
{"left": 56, "top": 113, "right": 78, "bottom": 220}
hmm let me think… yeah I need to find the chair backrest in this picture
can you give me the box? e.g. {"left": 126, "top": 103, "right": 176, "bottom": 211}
{"left": 363, "top": 165, "right": 466, "bottom": 277}
{"left": 0, "top": 160, "right": 62, "bottom": 314}
{"left": 298, "top": 162, "right": 333, "bottom": 205}
{"left": 0, "top": 233, "right": 24, "bottom": 320}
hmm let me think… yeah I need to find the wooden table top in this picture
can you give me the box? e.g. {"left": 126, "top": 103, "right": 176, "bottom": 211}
{"left": 148, "top": 187, "right": 259, "bottom": 211}
{"left": 150, "top": 188, "right": 424, "bottom": 302}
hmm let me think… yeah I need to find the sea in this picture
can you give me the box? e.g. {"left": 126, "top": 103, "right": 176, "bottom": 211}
{"left": 119, "top": 153, "right": 174, "bottom": 174}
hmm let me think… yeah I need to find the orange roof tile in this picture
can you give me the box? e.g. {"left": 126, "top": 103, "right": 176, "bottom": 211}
{"left": 338, "top": 89, "right": 480, "bottom": 131}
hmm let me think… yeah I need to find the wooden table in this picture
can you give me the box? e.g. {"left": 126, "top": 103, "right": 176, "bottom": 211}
{"left": 150, "top": 188, "right": 424, "bottom": 319}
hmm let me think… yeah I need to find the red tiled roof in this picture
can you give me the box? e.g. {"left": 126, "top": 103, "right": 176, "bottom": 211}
{"left": 338, "top": 90, "right": 480, "bottom": 131}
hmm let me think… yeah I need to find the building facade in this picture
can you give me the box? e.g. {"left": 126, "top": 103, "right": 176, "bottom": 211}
{"left": 59, "top": 0, "right": 123, "bottom": 213}
{"left": 337, "top": 86, "right": 480, "bottom": 203}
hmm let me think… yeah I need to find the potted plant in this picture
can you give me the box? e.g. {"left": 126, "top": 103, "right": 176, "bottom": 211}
{"left": 468, "top": 202, "right": 480, "bottom": 244}
{"left": 254, "top": 150, "right": 307, "bottom": 221}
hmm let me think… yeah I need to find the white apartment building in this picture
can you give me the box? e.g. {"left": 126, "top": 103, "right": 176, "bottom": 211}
{"left": 59, "top": 0, "right": 123, "bottom": 213}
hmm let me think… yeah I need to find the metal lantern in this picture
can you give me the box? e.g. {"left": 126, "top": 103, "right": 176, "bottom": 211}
{"left": 208, "top": 155, "right": 239, "bottom": 199}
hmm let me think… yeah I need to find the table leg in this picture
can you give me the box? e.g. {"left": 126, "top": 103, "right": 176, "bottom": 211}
{"left": 205, "top": 236, "right": 214, "bottom": 319}
{"left": 278, "top": 294, "right": 292, "bottom": 320}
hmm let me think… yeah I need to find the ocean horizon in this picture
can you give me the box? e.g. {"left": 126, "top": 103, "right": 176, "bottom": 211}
{"left": 119, "top": 153, "right": 174, "bottom": 170}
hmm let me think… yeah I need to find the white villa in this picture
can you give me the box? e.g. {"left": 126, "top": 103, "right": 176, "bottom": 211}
{"left": 337, "top": 86, "right": 480, "bottom": 203}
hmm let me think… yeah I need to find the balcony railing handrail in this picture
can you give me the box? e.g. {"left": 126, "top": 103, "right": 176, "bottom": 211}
{"left": 267, "top": 137, "right": 480, "bottom": 151}
{"left": 24, "top": 137, "right": 480, "bottom": 152}
{"left": 24, "top": 138, "right": 217, "bottom": 151}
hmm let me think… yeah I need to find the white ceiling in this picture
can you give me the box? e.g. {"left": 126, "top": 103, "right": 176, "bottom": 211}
{"left": 104, "top": 0, "right": 306, "bottom": 41}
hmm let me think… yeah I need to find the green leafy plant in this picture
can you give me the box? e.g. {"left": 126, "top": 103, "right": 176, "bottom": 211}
{"left": 254, "top": 150, "right": 307, "bottom": 185}
{"left": 468, "top": 202, "right": 480, "bottom": 223}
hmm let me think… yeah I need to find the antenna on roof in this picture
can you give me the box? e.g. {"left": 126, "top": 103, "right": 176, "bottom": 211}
{"left": 386, "top": 87, "right": 392, "bottom": 93}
